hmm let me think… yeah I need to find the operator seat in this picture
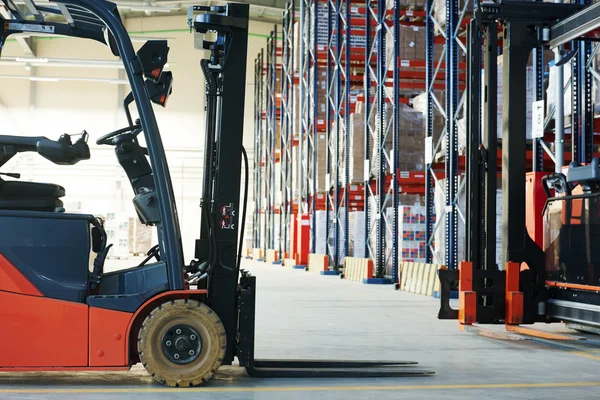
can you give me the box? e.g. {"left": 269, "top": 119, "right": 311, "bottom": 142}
{"left": 0, "top": 178, "right": 66, "bottom": 212}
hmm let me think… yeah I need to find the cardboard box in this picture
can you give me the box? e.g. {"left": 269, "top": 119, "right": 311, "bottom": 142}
{"left": 349, "top": 112, "right": 366, "bottom": 183}
{"left": 411, "top": 91, "right": 445, "bottom": 146}
{"left": 384, "top": 196, "right": 427, "bottom": 274}
{"left": 546, "top": 60, "right": 572, "bottom": 118}
{"left": 129, "top": 217, "right": 153, "bottom": 255}
{"left": 310, "top": 66, "right": 329, "bottom": 125}
{"left": 313, "top": 210, "right": 328, "bottom": 255}
{"left": 348, "top": 211, "right": 366, "bottom": 257}
{"left": 385, "top": 25, "right": 424, "bottom": 69}
{"left": 370, "top": 104, "right": 424, "bottom": 176}
{"left": 386, "top": 0, "right": 426, "bottom": 8}
{"left": 315, "top": 132, "right": 328, "bottom": 191}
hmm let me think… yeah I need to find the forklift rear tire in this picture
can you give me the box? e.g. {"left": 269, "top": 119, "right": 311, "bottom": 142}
{"left": 137, "top": 299, "right": 226, "bottom": 387}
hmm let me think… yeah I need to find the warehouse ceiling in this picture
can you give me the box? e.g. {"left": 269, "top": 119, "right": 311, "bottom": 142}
{"left": 10, "top": 0, "right": 286, "bottom": 24}
{"left": 1, "top": 0, "right": 286, "bottom": 83}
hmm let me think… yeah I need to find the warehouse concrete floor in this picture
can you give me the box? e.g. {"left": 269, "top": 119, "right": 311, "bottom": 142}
{"left": 2, "top": 258, "right": 600, "bottom": 399}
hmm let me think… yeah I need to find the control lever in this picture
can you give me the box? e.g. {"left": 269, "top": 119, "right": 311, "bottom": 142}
{"left": 0, "top": 172, "right": 20, "bottom": 178}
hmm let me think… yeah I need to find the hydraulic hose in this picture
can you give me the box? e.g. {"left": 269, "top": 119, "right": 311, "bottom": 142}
{"left": 236, "top": 145, "right": 249, "bottom": 277}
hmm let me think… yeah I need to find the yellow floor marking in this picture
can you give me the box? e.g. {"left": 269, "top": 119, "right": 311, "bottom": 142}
{"left": 1, "top": 382, "right": 600, "bottom": 394}
{"left": 570, "top": 351, "right": 600, "bottom": 362}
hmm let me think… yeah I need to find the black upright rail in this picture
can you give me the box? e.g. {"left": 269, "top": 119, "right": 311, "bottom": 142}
{"left": 532, "top": 0, "right": 545, "bottom": 173}
{"left": 573, "top": 0, "right": 593, "bottom": 165}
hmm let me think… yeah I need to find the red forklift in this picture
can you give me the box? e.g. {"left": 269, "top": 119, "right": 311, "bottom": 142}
{"left": 0, "top": 0, "right": 432, "bottom": 386}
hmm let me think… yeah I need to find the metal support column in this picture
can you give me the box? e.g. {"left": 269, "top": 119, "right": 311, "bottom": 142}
{"left": 364, "top": 0, "right": 373, "bottom": 261}
{"left": 424, "top": 0, "right": 435, "bottom": 263}
{"left": 445, "top": 0, "right": 459, "bottom": 270}
{"left": 326, "top": 0, "right": 343, "bottom": 268}
{"left": 281, "top": 5, "right": 294, "bottom": 260}
{"left": 265, "top": 29, "right": 278, "bottom": 253}
{"left": 391, "top": 0, "right": 400, "bottom": 283}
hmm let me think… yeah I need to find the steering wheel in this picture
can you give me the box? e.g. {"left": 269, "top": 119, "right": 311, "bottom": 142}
{"left": 136, "top": 244, "right": 161, "bottom": 268}
{"left": 96, "top": 124, "right": 142, "bottom": 146}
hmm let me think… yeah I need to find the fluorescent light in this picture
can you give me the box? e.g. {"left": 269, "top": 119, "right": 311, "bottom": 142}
{"left": 129, "top": 6, "right": 173, "bottom": 13}
{"left": 30, "top": 77, "right": 59, "bottom": 82}
{"left": 16, "top": 57, "right": 49, "bottom": 63}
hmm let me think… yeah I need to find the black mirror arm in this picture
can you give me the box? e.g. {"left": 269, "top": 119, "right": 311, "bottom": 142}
{"left": 124, "top": 92, "right": 135, "bottom": 127}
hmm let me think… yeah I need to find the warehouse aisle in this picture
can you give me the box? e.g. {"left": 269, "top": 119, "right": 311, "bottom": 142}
{"left": 1, "top": 258, "right": 600, "bottom": 399}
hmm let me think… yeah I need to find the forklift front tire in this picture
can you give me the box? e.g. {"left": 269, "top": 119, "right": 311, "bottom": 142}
{"left": 137, "top": 299, "right": 226, "bottom": 387}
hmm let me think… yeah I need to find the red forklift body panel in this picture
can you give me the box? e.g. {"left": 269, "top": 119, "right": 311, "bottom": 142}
{"left": 89, "top": 307, "right": 132, "bottom": 367}
{"left": 0, "top": 291, "right": 88, "bottom": 367}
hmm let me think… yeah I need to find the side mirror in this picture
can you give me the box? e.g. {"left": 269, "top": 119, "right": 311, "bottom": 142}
{"left": 137, "top": 40, "right": 169, "bottom": 82}
{"left": 36, "top": 132, "right": 90, "bottom": 166}
{"left": 145, "top": 71, "right": 173, "bottom": 107}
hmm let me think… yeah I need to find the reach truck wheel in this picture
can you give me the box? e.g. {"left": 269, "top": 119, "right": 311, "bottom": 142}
{"left": 137, "top": 299, "right": 226, "bottom": 387}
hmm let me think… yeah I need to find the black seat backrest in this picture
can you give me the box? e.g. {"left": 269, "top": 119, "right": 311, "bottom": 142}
{"left": 0, "top": 178, "right": 66, "bottom": 212}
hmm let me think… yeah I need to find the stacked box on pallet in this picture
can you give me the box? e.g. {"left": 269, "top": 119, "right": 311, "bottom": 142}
{"left": 309, "top": 2, "right": 331, "bottom": 48}
{"left": 386, "top": 0, "right": 426, "bottom": 8}
{"left": 384, "top": 25, "right": 444, "bottom": 80}
{"left": 546, "top": 61, "right": 572, "bottom": 118}
{"left": 309, "top": 66, "right": 328, "bottom": 128}
{"left": 129, "top": 217, "right": 153, "bottom": 255}
{"left": 310, "top": 3, "right": 369, "bottom": 49}
{"left": 370, "top": 104, "right": 424, "bottom": 177}
{"left": 328, "top": 207, "right": 346, "bottom": 266}
{"left": 349, "top": 112, "right": 366, "bottom": 184}
{"left": 431, "top": 187, "right": 502, "bottom": 267}
{"left": 314, "top": 131, "right": 328, "bottom": 192}
{"left": 385, "top": 25, "right": 421, "bottom": 65}
{"left": 105, "top": 212, "right": 130, "bottom": 259}
{"left": 385, "top": 195, "right": 426, "bottom": 275}
{"left": 411, "top": 91, "right": 445, "bottom": 146}
{"left": 339, "top": 89, "right": 365, "bottom": 184}
{"left": 398, "top": 106, "right": 425, "bottom": 172}
{"left": 270, "top": 213, "right": 282, "bottom": 252}
{"left": 369, "top": 102, "right": 393, "bottom": 178}
{"left": 314, "top": 210, "right": 328, "bottom": 256}
{"left": 348, "top": 211, "right": 366, "bottom": 257}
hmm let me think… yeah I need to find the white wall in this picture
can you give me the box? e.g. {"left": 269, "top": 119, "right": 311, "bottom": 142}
{"left": 0, "top": 15, "right": 274, "bottom": 260}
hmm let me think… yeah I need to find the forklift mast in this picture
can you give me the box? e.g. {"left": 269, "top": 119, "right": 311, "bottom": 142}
{"left": 188, "top": 4, "right": 436, "bottom": 377}
{"left": 189, "top": 3, "right": 249, "bottom": 365}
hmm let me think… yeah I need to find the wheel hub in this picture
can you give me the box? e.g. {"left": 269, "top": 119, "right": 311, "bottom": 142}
{"left": 161, "top": 324, "right": 203, "bottom": 365}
